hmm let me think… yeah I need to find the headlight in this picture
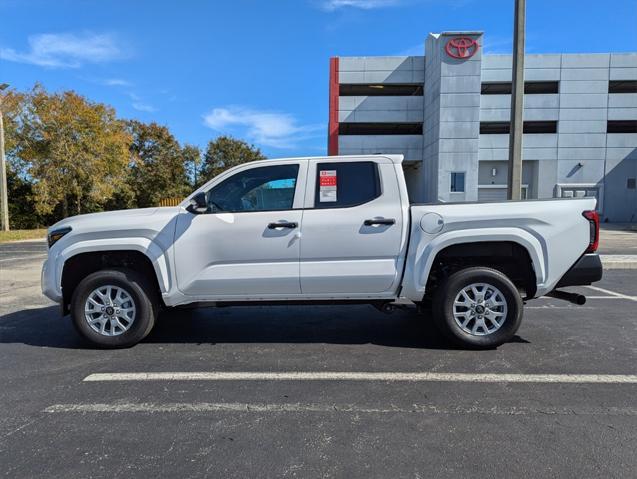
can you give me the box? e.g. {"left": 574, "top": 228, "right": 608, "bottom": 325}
{"left": 48, "top": 227, "right": 72, "bottom": 248}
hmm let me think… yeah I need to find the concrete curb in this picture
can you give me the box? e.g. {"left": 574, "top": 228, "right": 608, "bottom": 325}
{"left": 600, "top": 255, "right": 637, "bottom": 270}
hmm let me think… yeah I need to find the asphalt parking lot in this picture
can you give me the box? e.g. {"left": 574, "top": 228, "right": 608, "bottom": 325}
{"left": 1, "top": 240, "right": 636, "bottom": 478}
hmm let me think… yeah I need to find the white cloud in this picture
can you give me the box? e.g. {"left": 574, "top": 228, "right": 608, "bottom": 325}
{"left": 0, "top": 32, "right": 125, "bottom": 68}
{"left": 127, "top": 92, "right": 157, "bottom": 112}
{"left": 132, "top": 102, "right": 157, "bottom": 113}
{"left": 103, "top": 78, "right": 131, "bottom": 87}
{"left": 319, "top": 0, "right": 401, "bottom": 10}
{"left": 203, "top": 106, "right": 324, "bottom": 149}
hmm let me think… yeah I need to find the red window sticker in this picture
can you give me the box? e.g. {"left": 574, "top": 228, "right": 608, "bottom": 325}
{"left": 319, "top": 170, "right": 337, "bottom": 202}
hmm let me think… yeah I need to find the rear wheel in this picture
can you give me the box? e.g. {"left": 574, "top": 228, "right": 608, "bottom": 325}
{"left": 70, "top": 269, "right": 158, "bottom": 348}
{"left": 432, "top": 267, "right": 523, "bottom": 349}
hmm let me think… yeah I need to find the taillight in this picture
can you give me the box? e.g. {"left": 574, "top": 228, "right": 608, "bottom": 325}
{"left": 582, "top": 210, "right": 599, "bottom": 253}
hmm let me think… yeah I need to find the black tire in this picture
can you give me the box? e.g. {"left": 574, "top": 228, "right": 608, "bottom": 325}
{"left": 432, "top": 267, "right": 523, "bottom": 349}
{"left": 70, "top": 268, "right": 159, "bottom": 348}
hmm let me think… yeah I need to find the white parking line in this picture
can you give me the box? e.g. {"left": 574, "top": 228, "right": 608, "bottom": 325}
{"left": 585, "top": 285, "right": 637, "bottom": 302}
{"left": 0, "top": 254, "right": 47, "bottom": 263}
{"left": 0, "top": 250, "right": 45, "bottom": 255}
{"left": 43, "top": 402, "right": 637, "bottom": 416}
{"left": 83, "top": 372, "right": 637, "bottom": 384}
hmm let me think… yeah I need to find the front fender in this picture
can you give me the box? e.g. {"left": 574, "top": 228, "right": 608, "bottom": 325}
{"left": 51, "top": 238, "right": 172, "bottom": 297}
{"left": 401, "top": 228, "right": 546, "bottom": 301}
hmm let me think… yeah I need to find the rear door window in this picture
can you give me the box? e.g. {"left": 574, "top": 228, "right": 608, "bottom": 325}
{"left": 314, "top": 162, "right": 381, "bottom": 208}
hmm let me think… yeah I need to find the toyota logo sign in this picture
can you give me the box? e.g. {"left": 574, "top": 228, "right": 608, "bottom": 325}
{"left": 445, "top": 37, "right": 479, "bottom": 59}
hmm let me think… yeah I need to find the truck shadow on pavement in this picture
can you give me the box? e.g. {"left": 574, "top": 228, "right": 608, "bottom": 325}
{"left": 0, "top": 304, "right": 529, "bottom": 350}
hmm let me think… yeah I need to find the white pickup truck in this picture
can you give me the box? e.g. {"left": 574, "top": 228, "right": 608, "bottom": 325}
{"left": 42, "top": 154, "right": 602, "bottom": 349}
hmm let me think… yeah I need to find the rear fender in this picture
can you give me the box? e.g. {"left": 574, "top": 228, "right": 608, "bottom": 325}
{"left": 402, "top": 228, "right": 545, "bottom": 300}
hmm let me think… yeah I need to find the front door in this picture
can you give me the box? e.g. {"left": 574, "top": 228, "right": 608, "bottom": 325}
{"left": 173, "top": 162, "right": 306, "bottom": 298}
{"left": 299, "top": 158, "right": 405, "bottom": 295}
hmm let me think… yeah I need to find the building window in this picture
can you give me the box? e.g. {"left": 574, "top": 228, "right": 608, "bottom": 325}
{"left": 627, "top": 178, "right": 636, "bottom": 190}
{"left": 314, "top": 162, "right": 381, "bottom": 208}
{"left": 524, "top": 81, "right": 559, "bottom": 94}
{"left": 480, "top": 121, "right": 558, "bottom": 134}
{"left": 481, "top": 82, "right": 511, "bottom": 95}
{"left": 609, "top": 81, "right": 637, "bottom": 94}
{"left": 339, "top": 84, "right": 423, "bottom": 96}
{"left": 481, "top": 81, "right": 559, "bottom": 95}
{"left": 339, "top": 122, "right": 423, "bottom": 135}
{"left": 480, "top": 122, "right": 509, "bottom": 134}
{"left": 523, "top": 121, "right": 558, "bottom": 133}
{"left": 607, "top": 120, "right": 637, "bottom": 133}
{"left": 450, "top": 172, "right": 465, "bottom": 193}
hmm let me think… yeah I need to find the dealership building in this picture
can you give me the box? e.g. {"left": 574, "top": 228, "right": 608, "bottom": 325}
{"left": 327, "top": 31, "right": 637, "bottom": 221}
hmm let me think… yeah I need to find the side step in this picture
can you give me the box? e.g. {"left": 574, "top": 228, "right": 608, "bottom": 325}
{"left": 374, "top": 298, "right": 416, "bottom": 314}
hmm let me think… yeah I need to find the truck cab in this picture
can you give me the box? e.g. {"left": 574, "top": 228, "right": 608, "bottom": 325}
{"left": 174, "top": 155, "right": 409, "bottom": 299}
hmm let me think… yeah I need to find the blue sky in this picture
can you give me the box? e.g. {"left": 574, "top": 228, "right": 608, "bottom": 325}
{"left": 1, "top": 0, "right": 636, "bottom": 157}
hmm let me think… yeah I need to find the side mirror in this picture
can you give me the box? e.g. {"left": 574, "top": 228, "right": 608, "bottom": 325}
{"left": 186, "top": 192, "right": 208, "bottom": 214}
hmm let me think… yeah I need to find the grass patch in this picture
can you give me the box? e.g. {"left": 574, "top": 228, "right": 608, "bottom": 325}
{"left": 0, "top": 229, "right": 47, "bottom": 243}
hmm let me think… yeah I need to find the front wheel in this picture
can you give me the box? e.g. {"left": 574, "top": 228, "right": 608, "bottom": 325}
{"left": 432, "top": 267, "right": 523, "bottom": 349}
{"left": 70, "top": 269, "right": 158, "bottom": 348}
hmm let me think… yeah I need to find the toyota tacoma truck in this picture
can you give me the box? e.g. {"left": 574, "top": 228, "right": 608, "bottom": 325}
{"left": 42, "top": 154, "right": 603, "bottom": 349}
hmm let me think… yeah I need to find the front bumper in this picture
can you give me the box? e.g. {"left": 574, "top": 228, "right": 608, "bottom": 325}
{"left": 556, "top": 254, "right": 603, "bottom": 288}
{"left": 41, "top": 258, "right": 62, "bottom": 303}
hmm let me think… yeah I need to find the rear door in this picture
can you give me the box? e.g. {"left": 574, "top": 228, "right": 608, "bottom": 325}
{"left": 299, "top": 158, "right": 405, "bottom": 295}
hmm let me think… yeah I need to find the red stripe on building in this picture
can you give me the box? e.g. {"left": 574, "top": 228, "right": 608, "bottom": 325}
{"left": 328, "top": 57, "right": 339, "bottom": 156}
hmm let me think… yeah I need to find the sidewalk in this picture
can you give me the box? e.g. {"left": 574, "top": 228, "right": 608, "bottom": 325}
{"left": 600, "top": 255, "right": 637, "bottom": 269}
{"left": 599, "top": 224, "right": 637, "bottom": 269}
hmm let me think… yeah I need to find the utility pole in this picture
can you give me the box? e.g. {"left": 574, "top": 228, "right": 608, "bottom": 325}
{"left": 0, "top": 83, "right": 10, "bottom": 231}
{"left": 507, "top": 0, "right": 525, "bottom": 200}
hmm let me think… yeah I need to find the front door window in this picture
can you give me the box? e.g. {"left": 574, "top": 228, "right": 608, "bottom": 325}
{"left": 207, "top": 164, "right": 299, "bottom": 213}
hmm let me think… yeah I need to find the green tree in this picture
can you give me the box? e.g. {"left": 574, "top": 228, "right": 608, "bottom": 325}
{"left": 2, "top": 90, "right": 41, "bottom": 228}
{"left": 182, "top": 143, "right": 202, "bottom": 189}
{"left": 201, "top": 135, "right": 266, "bottom": 183}
{"left": 126, "top": 120, "right": 190, "bottom": 207}
{"left": 2, "top": 90, "right": 24, "bottom": 155}
{"left": 13, "top": 85, "right": 131, "bottom": 218}
{"left": 6, "top": 167, "right": 39, "bottom": 229}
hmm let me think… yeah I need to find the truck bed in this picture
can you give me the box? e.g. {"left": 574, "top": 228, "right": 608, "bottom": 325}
{"left": 401, "top": 197, "right": 597, "bottom": 300}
